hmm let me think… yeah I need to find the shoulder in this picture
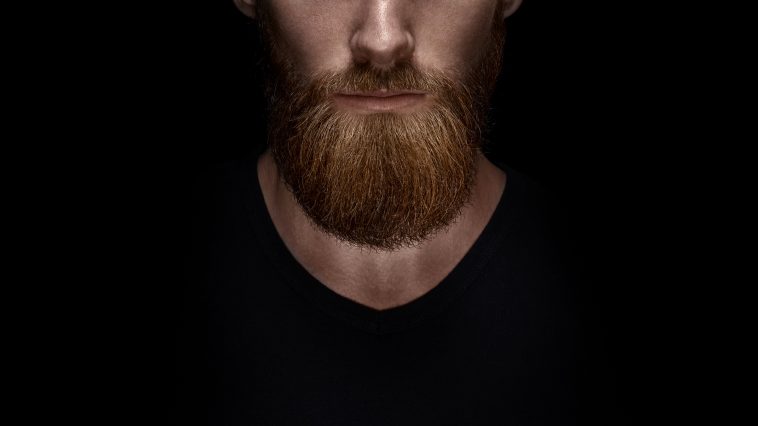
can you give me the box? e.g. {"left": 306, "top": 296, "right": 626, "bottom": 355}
{"left": 189, "top": 157, "right": 246, "bottom": 202}
{"left": 188, "top": 151, "right": 263, "bottom": 220}
{"left": 490, "top": 158, "right": 587, "bottom": 289}
{"left": 493, "top": 159, "right": 571, "bottom": 241}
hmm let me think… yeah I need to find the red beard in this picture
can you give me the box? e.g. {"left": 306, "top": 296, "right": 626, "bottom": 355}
{"left": 257, "top": 5, "right": 506, "bottom": 250}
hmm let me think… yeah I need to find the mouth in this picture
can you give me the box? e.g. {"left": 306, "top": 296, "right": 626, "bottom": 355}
{"left": 332, "top": 90, "right": 429, "bottom": 113}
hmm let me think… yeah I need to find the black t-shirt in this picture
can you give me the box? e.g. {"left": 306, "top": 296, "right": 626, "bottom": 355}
{"left": 172, "top": 147, "right": 611, "bottom": 425}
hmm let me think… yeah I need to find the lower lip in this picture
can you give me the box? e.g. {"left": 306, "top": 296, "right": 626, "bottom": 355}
{"left": 332, "top": 93, "right": 428, "bottom": 113}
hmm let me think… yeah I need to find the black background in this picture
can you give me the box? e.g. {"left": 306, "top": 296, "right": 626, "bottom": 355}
{"left": 97, "top": 1, "right": 680, "bottom": 424}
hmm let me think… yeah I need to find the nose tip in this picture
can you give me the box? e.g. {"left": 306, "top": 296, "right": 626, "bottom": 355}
{"left": 351, "top": 30, "right": 414, "bottom": 69}
{"left": 350, "top": 3, "right": 414, "bottom": 69}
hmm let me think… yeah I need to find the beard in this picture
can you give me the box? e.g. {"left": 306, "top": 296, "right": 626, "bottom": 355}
{"left": 255, "top": 5, "right": 506, "bottom": 251}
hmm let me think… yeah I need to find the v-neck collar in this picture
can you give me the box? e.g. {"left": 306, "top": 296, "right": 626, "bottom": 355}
{"left": 237, "top": 147, "right": 524, "bottom": 335}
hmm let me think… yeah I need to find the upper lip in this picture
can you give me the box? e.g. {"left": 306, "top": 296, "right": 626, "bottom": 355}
{"left": 336, "top": 90, "right": 426, "bottom": 98}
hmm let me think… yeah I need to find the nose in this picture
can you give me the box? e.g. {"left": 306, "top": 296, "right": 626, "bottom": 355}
{"left": 350, "top": 0, "right": 415, "bottom": 69}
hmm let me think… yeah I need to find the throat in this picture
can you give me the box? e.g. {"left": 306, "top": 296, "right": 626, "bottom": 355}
{"left": 309, "top": 256, "right": 453, "bottom": 311}
{"left": 256, "top": 148, "right": 506, "bottom": 312}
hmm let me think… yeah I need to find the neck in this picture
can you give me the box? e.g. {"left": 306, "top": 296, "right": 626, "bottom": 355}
{"left": 256, "top": 147, "right": 506, "bottom": 310}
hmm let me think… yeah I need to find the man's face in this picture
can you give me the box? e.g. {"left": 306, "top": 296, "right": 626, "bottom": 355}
{"left": 235, "top": 0, "right": 520, "bottom": 251}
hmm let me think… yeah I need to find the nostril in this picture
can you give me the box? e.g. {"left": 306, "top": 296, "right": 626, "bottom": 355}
{"left": 351, "top": 27, "right": 415, "bottom": 69}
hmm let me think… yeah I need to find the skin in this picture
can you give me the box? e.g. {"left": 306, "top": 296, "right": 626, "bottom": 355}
{"left": 234, "top": 0, "right": 522, "bottom": 310}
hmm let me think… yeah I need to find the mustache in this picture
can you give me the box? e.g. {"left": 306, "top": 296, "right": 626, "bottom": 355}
{"left": 292, "top": 61, "right": 460, "bottom": 100}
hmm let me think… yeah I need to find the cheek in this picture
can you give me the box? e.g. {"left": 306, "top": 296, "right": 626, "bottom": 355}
{"left": 267, "top": 0, "right": 497, "bottom": 76}
{"left": 414, "top": 4, "right": 498, "bottom": 75}
{"left": 267, "top": 3, "right": 355, "bottom": 75}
